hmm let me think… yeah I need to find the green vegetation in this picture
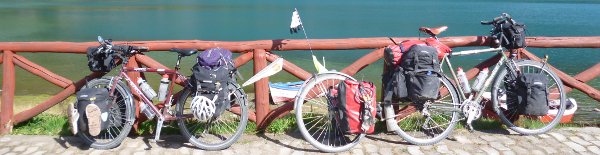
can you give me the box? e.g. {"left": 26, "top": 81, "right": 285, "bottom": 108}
{"left": 265, "top": 115, "right": 297, "bottom": 134}
{"left": 12, "top": 114, "right": 70, "bottom": 135}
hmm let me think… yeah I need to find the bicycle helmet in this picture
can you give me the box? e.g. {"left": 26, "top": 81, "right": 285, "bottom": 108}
{"left": 190, "top": 94, "right": 217, "bottom": 121}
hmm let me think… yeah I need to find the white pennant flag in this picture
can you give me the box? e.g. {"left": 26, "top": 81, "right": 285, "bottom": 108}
{"left": 290, "top": 8, "right": 303, "bottom": 34}
{"left": 242, "top": 58, "right": 284, "bottom": 87}
{"left": 289, "top": 8, "right": 328, "bottom": 73}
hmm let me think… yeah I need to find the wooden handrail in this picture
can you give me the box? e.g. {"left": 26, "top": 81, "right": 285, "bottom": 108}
{"left": 2, "top": 36, "right": 600, "bottom": 53}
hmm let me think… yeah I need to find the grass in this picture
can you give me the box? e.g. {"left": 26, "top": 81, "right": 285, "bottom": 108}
{"left": 12, "top": 114, "right": 71, "bottom": 135}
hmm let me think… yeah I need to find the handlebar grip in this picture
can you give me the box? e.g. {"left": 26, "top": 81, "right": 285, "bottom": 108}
{"left": 480, "top": 21, "right": 494, "bottom": 25}
{"left": 111, "top": 45, "right": 129, "bottom": 52}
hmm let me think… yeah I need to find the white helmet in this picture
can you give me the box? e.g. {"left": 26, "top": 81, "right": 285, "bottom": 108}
{"left": 190, "top": 95, "right": 217, "bottom": 121}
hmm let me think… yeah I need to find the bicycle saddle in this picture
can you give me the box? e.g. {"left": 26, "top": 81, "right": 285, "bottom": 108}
{"left": 170, "top": 48, "right": 198, "bottom": 56}
{"left": 419, "top": 26, "right": 448, "bottom": 36}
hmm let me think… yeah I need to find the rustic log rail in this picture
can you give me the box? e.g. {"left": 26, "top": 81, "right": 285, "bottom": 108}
{"left": 1, "top": 36, "right": 599, "bottom": 135}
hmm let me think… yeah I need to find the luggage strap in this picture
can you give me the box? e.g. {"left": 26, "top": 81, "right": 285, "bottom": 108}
{"left": 355, "top": 82, "right": 375, "bottom": 133}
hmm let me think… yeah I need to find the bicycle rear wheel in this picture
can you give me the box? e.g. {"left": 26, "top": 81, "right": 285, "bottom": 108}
{"left": 177, "top": 82, "right": 248, "bottom": 150}
{"left": 492, "top": 59, "right": 566, "bottom": 135}
{"left": 78, "top": 77, "right": 135, "bottom": 150}
{"left": 295, "top": 72, "right": 364, "bottom": 153}
{"left": 392, "top": 75, "right": 460, "bottom": 145}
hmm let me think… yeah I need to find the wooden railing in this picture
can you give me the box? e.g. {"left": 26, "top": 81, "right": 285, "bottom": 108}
{"left": 1, "top": 36, "right": 599, "bottom": 135}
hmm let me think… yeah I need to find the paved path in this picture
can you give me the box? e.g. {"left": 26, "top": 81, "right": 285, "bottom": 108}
{"left": 2, "top": 127, "right": 600, "bottom": 155}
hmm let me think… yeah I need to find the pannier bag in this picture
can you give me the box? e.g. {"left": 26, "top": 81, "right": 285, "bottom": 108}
{"left": 400, "top": 45, "right": 441, "bottom": 101}
{"left": 76, "top": 88, "right": 114, "bottom": 132}
{"left": 333, "top": 80, "right": 377, "bottom": 134}
{"left": 383, "top": 38, "right": 450, "bottom": 101}
{"left": 191, "top": 47, "right": 236, "bottom": 119}
{"left": 87, "top": 47, "right": 115, "bottom": 72}
{"left": 506, "top": 73, "right": 549, "bottom": 116}
{"left": 501, "top": 21, "right": 526, "bottom": 49}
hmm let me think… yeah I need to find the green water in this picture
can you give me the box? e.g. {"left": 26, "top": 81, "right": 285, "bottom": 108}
{"left": 0, "top": 0, "right": 599, "bottom": 122}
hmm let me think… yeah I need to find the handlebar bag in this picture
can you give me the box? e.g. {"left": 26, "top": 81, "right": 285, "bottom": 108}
{"left": 86, "top": 47, "right": 115, "bottom": 72}
{"left": 332, "top": 80, "right": 377, "bottom": 134}
{"left": 400, "top": 45, "right": 441, "bottom": 101}
{"left": 191, "top": 48, "right": 236, "bottom": 119}
{"left": 501, "top": 22, "right": 527, "bottom": 49}
{"left": 76, "top": 88, "right": 115, "bottom": 132}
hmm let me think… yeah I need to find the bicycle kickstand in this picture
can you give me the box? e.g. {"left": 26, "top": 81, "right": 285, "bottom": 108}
{"left": 153, "top": 117, "right": 165, "bottom": 142}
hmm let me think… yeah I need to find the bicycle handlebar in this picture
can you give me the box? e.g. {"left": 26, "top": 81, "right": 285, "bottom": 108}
{"left": 480, "top": 13, "right": 512, "bottom": 25}
{"left": 111, "top": 45, "right": 149, "bottom": 53}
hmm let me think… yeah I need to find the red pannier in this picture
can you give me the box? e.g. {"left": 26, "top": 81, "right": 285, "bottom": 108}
{"left": 384, "top": 38, "right": 452, "bottom": 68}
{"left": 331, "top": 79, "right": 377, "bottom": 134}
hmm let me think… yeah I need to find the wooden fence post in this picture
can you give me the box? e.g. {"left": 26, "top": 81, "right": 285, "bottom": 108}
{"left": 1, "top": 51, "right": 15, "bottom": 135}
{"left": 253, "top": 49, "right": 270, "bottom": 130}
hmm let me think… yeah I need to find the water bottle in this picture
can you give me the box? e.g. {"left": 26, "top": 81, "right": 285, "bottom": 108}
{"left": 157, "top": 74, "right": 170, "bottom": 102}
{"left": 137, "top": 77, "right": 157, "bottom": 100}
{"left": 140, "top": 103, "right": 155, "bottom": 119}
{"left": 471, "top": 68, "right": 489, "bottom": 92}
{"left": 456, "top": 67, "right": 471, "bottom": 93}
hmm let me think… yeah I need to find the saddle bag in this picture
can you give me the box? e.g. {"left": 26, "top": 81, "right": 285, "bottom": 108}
{"left": 191, "top": 48, "right": 237, "bottom": 118}
{"left": 506, "top": 73, "right": 549, "bottom": 116}
{"left": 501, "top": 21, "right": 527, "bottom": 49}
{"left": 76, "top": 88, "right": 114, "bottom": 132}
{"left": 332, "top": 80, "right": 377, "bottom": 134}
{"left": 400, "top": 45, "right": 441, "bottom": 101}
{"left": 86, "top": 47, "right": 115, "bottom": 72}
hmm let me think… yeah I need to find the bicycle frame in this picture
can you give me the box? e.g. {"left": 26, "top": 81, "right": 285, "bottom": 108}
{"left": 439, "top": 46, "right": 522, "bottom": 128}
{"left": 441, "top": 47, "right": 506, "bottom": 102}
{"left": 112, "top": 67, "right": 185, "bottom": 119}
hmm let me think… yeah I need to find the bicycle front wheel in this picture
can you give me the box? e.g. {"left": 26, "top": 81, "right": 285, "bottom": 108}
{"left": 393, "top": 75, "right": 460, "bottom": 145}
{"left": 492, "top": 59, "right": 566, "bottom": 135}
{"left": 177, "top": 82, "right": 248, "bottom": 150}
{"left": 295, "top": 72, "right": 364, "bottom": 153}
{"left": 78, "top": 77, "right": 135, "bottom": 150}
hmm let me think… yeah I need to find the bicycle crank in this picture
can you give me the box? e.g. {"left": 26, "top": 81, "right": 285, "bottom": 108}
{"left": 460, "top": 100, "right": 482, "bottom": 131}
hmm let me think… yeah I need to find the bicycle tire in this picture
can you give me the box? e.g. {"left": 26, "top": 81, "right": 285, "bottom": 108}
{"left": 393, "top": 75, "right": 460, "bottom": 145}
{"left": 492, "top": 59, "right": 566, "bottom": 135}
{"left": 77, "top": 77, "right": 135, "bottom": 150}
{"left": 177, "top": 82, "right": 248, "bottom": 150}
{"left": 295, "top": 72, "right": 364, "bottom": 153}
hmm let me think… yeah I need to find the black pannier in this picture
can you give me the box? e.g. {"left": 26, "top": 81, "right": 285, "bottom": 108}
{"left": 383, "top": 47, "right": 408, "bottom": 99}
{"left": 382, "top": 68, "right": 408, "bottom": 100}
{"left": 86, "top": 47, "right": 115, "bottom": 72}
{"left": 501, "top": 21, "right": 526, "bottom": 49}
{"left": 506, "top": 73, "right": 549, "bottom": 116}
{"left": 400, "top": 45, "right": 441, "bottom": 101}
{"left": 191, "top": 48, "right": 237, "bottom": 118}
{"left": 76, "top": 88, "right": 114, "bottom": 132}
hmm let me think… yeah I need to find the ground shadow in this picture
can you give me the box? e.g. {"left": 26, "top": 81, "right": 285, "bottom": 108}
{"left": 364, "top": 133, "right": 413, "bottom": 145}
{"left": 256, "top": 131, "right": 323, "bottom": 153}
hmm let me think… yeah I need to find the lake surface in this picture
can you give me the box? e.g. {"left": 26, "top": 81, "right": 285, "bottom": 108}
{"left": 0, "top": 0, "right": 599, "bottom": 123}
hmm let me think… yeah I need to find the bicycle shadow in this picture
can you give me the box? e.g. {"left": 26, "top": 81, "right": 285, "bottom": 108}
{"left": 140, "top": 135, "right": 196, "bottom": 150}
{"left": 256, "top": 131, "right": 323, "bottom": 153}
{"left": 364, "top": 133, "right": 413, "bottom": 145}
{"left": 53, "top": 122, "right": 92, "bottom": 150}
{"left": 53, "top": 135, "right": 91, "bottom": 150}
